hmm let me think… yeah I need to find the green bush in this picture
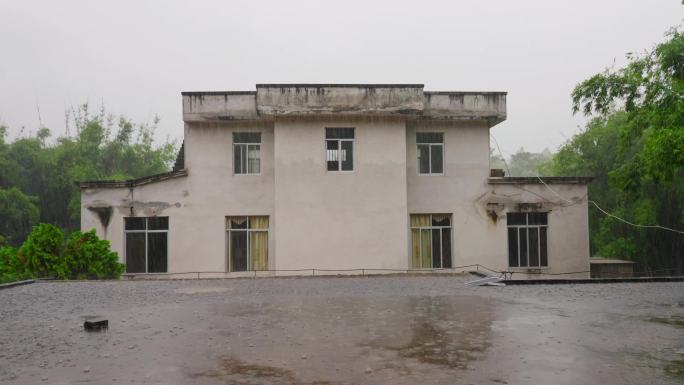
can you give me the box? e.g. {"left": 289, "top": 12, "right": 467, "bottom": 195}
{"left": 0, "top": 246, "right": 31, "bottom": 283}
{"left": 18, "top": 223, "right": 65, "bottom": 278}
{"left": 0, "top": 223, "right": 125, "bottom": 282}
{"left": 62, "top": 230, "right": 124, "bottom": 279}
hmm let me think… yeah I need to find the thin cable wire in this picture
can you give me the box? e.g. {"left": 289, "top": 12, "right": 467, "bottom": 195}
{"left": 587, "top": 200, "right": 684, "bottom": 234}
{"left": 489, "top": 134, "right": 683, "bottom": 235}
{"left": 535, "top": 175, "right": 684, "bottom": 235}
{"left": 489, "top": 134, "right": 511, "bottom": 176}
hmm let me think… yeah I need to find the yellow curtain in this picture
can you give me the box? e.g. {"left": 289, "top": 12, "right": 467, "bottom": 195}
{"left": 249, "top": 216, "right": 268, "bottom": 270}
{"left": 421, "top": 229, "right": 432, "bottom": 268}
{"left": 410, "top": 215, "right": 432, "bottom": 268}
{"left": 410, "top": 214, "right": 431, "bottom": 227}
{"left": 411, "top": 229, "right": 421, "bottom": 268}
{"left": 250, "top": 231, "right": 268, "bottom": 270}
{"left": 250, "top": 216, "right": 269, "bottom": 229}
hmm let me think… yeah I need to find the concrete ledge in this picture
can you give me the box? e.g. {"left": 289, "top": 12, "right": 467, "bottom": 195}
{"left": 78, "top": 169, "right": 188, "bottom": 189}
{"left": 504, "top": 276, "right": 684, "bottom": 285}
{"left": 489, "top": 176, "right": 593, "bottom": 185}
{"left": 0, "top": 279, "right": 36, "bottom": 290}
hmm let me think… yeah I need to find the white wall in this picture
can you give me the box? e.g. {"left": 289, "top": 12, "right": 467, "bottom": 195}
{"left": 81, "top": 121, "right": 275, "bottom": 273}
{"left": 273, "top": 117, "right": 409, "bottom": 270}
{"left": 406, "top": 121, "right": 590, "bottom": 278}
{"left": 82, "top": 117, "right": 589, "bottom": 278}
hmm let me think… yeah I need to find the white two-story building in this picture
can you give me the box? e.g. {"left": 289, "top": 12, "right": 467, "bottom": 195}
{"left": 79, "top": 84, "right": 591, "bottom": 279}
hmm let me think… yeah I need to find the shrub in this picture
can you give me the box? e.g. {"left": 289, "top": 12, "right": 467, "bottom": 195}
{"left": 0, "top": 224, "right": 124, "bottom": 282}
{"left": 18, "top": 223, "right": 65, "bottom": 278}
{"left": 62, "top": 230, "right": 124, "bottom": 279}
{"left": 0, "top": 247, "right": 31, "bottom": 284}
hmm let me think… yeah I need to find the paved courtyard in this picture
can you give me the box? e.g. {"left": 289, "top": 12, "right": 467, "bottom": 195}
{"left": 0, "top": 276, "right": 682, "bottom": 385}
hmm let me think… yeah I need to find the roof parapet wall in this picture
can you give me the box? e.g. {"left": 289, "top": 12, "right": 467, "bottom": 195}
{"left": 256, "top": 84, "right": 425, "bottom": 116}
{"left": 182, "top": 84, "right": 507, "bottom": 126}
{"left": 182, "top": 92, "right": 257, "bottom": 122}
{"left": 424, "top": 92, "right": 506, "bottom": 125}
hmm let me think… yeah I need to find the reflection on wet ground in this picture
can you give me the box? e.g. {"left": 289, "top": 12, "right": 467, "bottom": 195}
{"left": 364, "top": 296, "right": 492, "bottom": 370}
{"left": 188, "top": 295, "right": 495, "bottom": 384}
{"left": 191, "top": 358, "right": 305, "bottom": 385}
{"left": 647, "top": 314, "right": 684, "bottom": 327}
{"left": 1, "top": 277, "right": 683, "bottom": 385}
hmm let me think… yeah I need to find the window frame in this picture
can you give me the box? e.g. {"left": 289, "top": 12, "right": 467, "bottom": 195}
{"left": 123, "top": 217, "right": 169, "bottom": 273}
{"left": 507, "top": 212, "right": 549, "bottom": 268}
{"left": 233, "top": 132, "right": 262, "bottom": 175}
{"left": 325, "top": 127, "right": 355, "bottom": 172}
{"left": 409, "top": 214, "right": 453, "bottom": 269}
{"left": 416, "top": 132, "right": 445, "bottom": 175}
{"left": 225, "top": 216, "right": 270, "bottom": 272}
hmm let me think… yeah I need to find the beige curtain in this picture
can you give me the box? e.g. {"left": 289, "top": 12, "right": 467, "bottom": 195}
{"left": 421, "top": 229, "right": 432, "bottom": 268}
{"left": 411, "top": 229, "right": 421, "bottom": 268}
{"left": 250, "top": 231, "right": 268, "bottom": 270}
{"left": 250, "top": 216, "right": 269, "bottom": 229}
{"left": 410, "top": 214, "right": 431, "bottom": 227}
{"left": 410, "top": 215, "right": 432, "bottom": 268}
{"left": 249, "top": 216, "right": 269, "bottom": 270}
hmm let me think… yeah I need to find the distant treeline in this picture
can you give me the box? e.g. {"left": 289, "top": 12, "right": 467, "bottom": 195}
{"left": 0, "top": 105, "right": 177, "bottom": 246}
{"left": 542, "top": 29, "right": 684, "bottom": 274}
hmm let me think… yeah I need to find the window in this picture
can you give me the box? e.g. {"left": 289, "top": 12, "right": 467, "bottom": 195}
{"left": 226, "top": 216, "right": 269, "bottom": 271}
{"left": 417, "top": 132, "right": 444, "bottom": 174}
{"left": 326, "top": 128, "right": 354, "bottom": 171}
{"left": 410, "top": 214, "right": 452, "bottom": 269}
{"left": 233, "top": 132, "right": 261, "bottom": 174}
{"left": 507, "top": 212, "right": 548, "bottom": 268}
{"left": 124, "top": 217, "right": 168, "bottom": 273}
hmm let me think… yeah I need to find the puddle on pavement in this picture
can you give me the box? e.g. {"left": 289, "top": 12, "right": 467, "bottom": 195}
{"left": 646, "top": 314, "right": 684, "bottom": 327}
{"left": 665, "top": 358, "right": 684, "bottom": 378}
{"left": 365, "top": 296, "right": 493, "bottom": 370}
{"left": 191, "top": 295, "right": 495, "bottom": 383}
{"left": 191, "top": 358, "right": 303, "bottom": 384}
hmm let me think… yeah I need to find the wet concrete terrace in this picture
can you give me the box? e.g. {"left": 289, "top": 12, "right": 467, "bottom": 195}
{"left": 0, "top": 276, "right": 682, "bottom": 384}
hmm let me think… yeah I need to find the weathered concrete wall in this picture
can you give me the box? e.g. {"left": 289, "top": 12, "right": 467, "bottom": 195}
{"left": 182, "top": 86, "right": 507, "bottom": 124}
{"left": 182, "top": 92, "right": 258, "bottom": 122}
{"left": 406, "top": 120, "right": 491, "bottom": 268}
{"left": 423, "top": 92, "right": 506, "bottom": 126}
{"left": 477, "top": 183, "right": 590, "bottom": 279}
{"left": 81, "top": 177, "right": 189, "bottom": 271}
{"left": 273, "top": 117, "right": 409, "bottom": 270}
{"left": 81, "top": 121, "right": 275, "bottom": 273}
{"left": 406, "top": 121, "right": 589, "bottom": 278}
{"left": 257, "top": 85, "right": 425, "bottom": 116}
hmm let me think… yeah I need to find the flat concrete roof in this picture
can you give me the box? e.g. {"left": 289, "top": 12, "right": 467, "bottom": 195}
{"left": 182, "top": 83, "right": 507, "bottom": 126}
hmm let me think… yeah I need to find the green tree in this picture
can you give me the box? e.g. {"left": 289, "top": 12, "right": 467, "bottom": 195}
{"left": 546, "top": 29, "right": 684, "bottom": 274}
{"left": 508, "top": 148, "right": 553, "bottom": 177}
{"left": 0, "top": 187, "right": 40, "bottom": 246}
{"left": 0, "top": 104, "right": 177, "bottom": 235}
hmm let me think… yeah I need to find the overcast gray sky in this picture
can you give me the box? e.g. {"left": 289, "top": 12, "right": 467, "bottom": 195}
{"left": 0, "top": 0, "right": 682, "bottom": 155}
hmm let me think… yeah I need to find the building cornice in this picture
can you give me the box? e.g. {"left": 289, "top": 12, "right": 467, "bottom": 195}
{"left": 78, "top": 169, "right": 188, "bottom": 189}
